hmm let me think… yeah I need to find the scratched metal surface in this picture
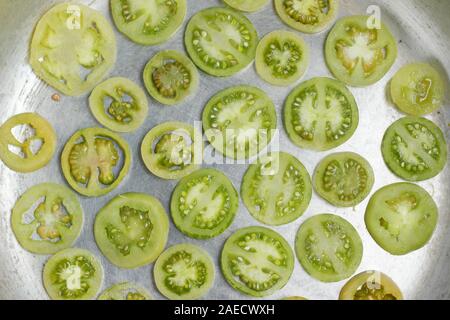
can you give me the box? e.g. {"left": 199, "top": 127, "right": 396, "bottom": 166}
{"left": 0, "top": 0, "right": 449, "bottom": 300}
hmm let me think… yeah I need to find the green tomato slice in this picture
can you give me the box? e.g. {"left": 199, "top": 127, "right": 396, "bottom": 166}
{"left": 203, "top": 85, "right": 277, "bottom": 159}
{"left": 223, "top": 0, "right": 269, "bottom": 12}
{"left": 61, "top": 127, "right": 131, "bottom": 197}
{"left": 283, "top": 77, "right": 359, "bottom": 151}
{"left": 390, "top": 63, "right": 445, "bottom": 116}
{"left": 185, "top": 7, "right": 258, "bottom": 77}
{"left": 0, "top": 113, "right": 57, "bottom": 173}
{"left": 141, "top": 122, "right": 203, "bottom": 180}
{"left": 89, "top": 77, "right": 149, "bottom": 133}
{"left": 241, "top": 152, "right": 312, "bottom": 226}
{"left": 30, "top": 3, "right": 116, "bottom": 96}
{"left": 365, "top": 183, "right": 438, "bottom": 255}
{"left": 110, "top": 0, "right": 187, "bottom": 46}
{"left": 256, "top": 30, "right": 310, "bottom": 86}
{"left": 94, "top": 193, "right": 169, "bottom": 269}
{"left": 11, "top": 183, "right": 83, "bottom": 255}
{"left": 313, "top": 152, "right": 375, "bottom": 207}
{"left": 381, "top": 117, "right": 447, "bottom": 181}
{"left": 274, "top": 0, "right": 339, "bottom": 34}
{"left": 339, "top": 270, "right": 403, "bottom": 300}
{"left": 43, "top": 248, "right": 104, "bottom": 300}
{"left": 143, "top": 50, "right": 199, "bottom": 106}
{"left": 295, "top": 214, "right": 363, "bottom": 282}
{"left": 154, "top": 243, "right": 215, "bottom": 300}
{"left": 325, "top": 15, "right": 397, "bottom": 87}
{"left": 98, "top": 282, "right": 152, "bottom": 300}
{"left": 171, "top": 168, "right": 238, "bottom": 239}
{"left": 221, "top": 226, "right": 294, "bottom": 297}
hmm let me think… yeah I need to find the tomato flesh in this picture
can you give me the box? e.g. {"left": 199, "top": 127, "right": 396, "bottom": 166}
{"left": 223, "top": 0, "right": 269, "bottom": 12}
{"left": 98, "top": 282, "right": 152, "bottom": 300}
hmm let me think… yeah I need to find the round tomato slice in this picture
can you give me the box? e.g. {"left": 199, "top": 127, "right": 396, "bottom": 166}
{"left": 283, "top": 77, "right": 359, "bottom": 151}
{"left": 154, "top": 243, "right": 215, "bottom": 300}
{"left": 221, "top": 226, "right": 294, "bottom": 297}
{"left": 203, "top": 85, "right": 277, "bottom": 159}
{"left": 295, "top": 214, "right": 363, "bottom": 282}
{"left": 223, "top": 0, "right": 269, "bottom": 12}
{"left": 30, "top": 3, "right": 116, "bottom": 96}
{"left": 11, "top": 183, "right": 83, "bottom": 255}
{"left": 61, "top": 127, "right": 131, "bottom": 197}
{"left": 43, "top": 248, "right": 104, "bottom": 300}
{"left": 365, "top": 183, "right": 438, "bottom": 256}
{"left": 89, "top": 77, "right": 149, "bottom": 133}
{"left": 110, "top": 0, "right": 187, "bottom": 46}
{"left": 171, "top": 168, "right": 238, "bottom": 239}
{"left": 325, "top": 15, "right": 397, "bottom": 87}
{"left": 94, "top": 193, "right": 169, "bottom": 269}
{"left": 98, "top": 282, "right": 152, "bottom": 300}
{"left": 275, "top": 0, "right": 339, "bottom": 34}
{"left": 241, "top": 152, "right": 312, "bottom": 226}
{"left": 390, "top": 63, "right": 445, "bottom": 116}
{"left": 185, "top": 7, "right": 258, "bottom": 77}
{"left": 143, "top": 50, "right": 199, "bottom": 106}
{"left": 282, "top": 296, "right": 307, "bottom": 300}
{"left": 339, "top": 270, "right": 403, "bottom": 300}
{"left": 255, "top": 30, "right": 310, "bottom": 86}
{"left": 0, "top": 113, "right": 56, "bottom": 173}
{"left": 141, "top": 122, "right": 203, "bottom": 180}
{"left": 313, "top": 152, "right": 375, "bottom": 207}
{"left": 381, "top": 117, "right": 447, "bottom": 181}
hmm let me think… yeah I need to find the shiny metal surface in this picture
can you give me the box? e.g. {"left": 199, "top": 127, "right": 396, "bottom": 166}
{"left": 0, "top": 0, "right": 449, "bottom": 300}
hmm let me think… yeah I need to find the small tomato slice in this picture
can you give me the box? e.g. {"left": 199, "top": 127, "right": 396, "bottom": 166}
{"left": 98, "top": 282, "right": 152, "bottom": 300}
{"left": 141, "top": 122, "right": 203, "bottom": 180}
{"left": 43, "top": 248, "right": 104, "bottom": 300}
{"left": 223, "top": 0, "right": 269, "bottom": 12}
{"left": 295, "top": 214, "right": 363, "bottom": 282}
{"left": 110, "top": 0, "right": 187, "bottom": 45}
{"left": 89, "top": 77, "right": 149, "bottom": 133}
{"left": 256, "top": 30, "right": 310, "bottom": 86}
{"left": 283, "top": 77, "right": 359, "bottom": 151}
{"left": 221, "top": 226, "right": 294, "bottom": 297}
{"left": 30, "top": 3, "right": 116, "bottom": 96}
{"left": 185, "top": 7, "right": 258, "bottom": 77}
{"left": 241, "top": 152, "right": 312, "bottom": 226}
{"left": 61, "top": 127, "right": 131, "bottom": 197}
{"left": 154, "top": 243, "right": 215, "bottom": 300}
{"left": 11, "top": 183, "right": 83, "bottom": 255}
{"left": 390, "top": 63, "right": 445, "bottom": 116}
{"left": 0, "top": 113, "right": 56, "bottom": 173}
{"left": 339, "top": 270, "right": 403, "bottom": 300}
{"left": 171, "top": 168, "right": 239, "bottom": 239}
{"left": 143, "top": 50, "right": 199, "bottom": 106}
{"left": 94, "top": 193, "right": 170, "bottom": 269}
{"left": 365, "top": 183, "right": 438, "bottom": 255}
{"left": 325, "top": 15, "right": 397, "bottom": 87}
{"left": 274, "top": 0, "right": 339, "bottom": 34}
{"left": 381, "top": 117, "right": 447, "bottom": 181}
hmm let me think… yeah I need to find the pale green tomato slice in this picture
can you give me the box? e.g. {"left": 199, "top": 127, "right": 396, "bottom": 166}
{"left": 98, "top": 282, "right": 152, "bottom": 300}
{"left": 143, "top": 50, "right": 199, "bottom": 106}
{"left": 30, "top": 3, "right": 116, "bottom": 96}
{"left": 94, "top": 193, "right": 169, "bottom": 269}
{"left": 110, "top": 0, "right": 187, "bottom": 46}
{"left": 11, "top": 183, "right": 83, "bottom": 255}
{"left": 141, "top": 122, "right": 203, "bottom": 180}
{"left": 256, "top": 30, "right": 310, "bottom": 86}
{"left": 89, "top": 77, "right": 149, "bottom": 133}
{"left": 61, "top": 127, "right": 132, "bottom": 197}
{"left": 154, "top": 244, "right": 215, "bottom": 300}
{"left": 0, "top": 113, "right": 57, "bottom": 173}
{"left": 390, "top": 63, "right": 445, "bottom": 116}
{"left": 43, "top": 248, "right": 104, "bottom": 300}
{"left": 223, "top": 0, "right": 269, "bottom": 12}
{"left": 241, "top": 152, "right": 312, "bottom": 226}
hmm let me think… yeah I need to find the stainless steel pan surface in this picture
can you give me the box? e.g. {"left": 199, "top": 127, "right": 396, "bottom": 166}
{"left": 0, "top": 0, "right": 449, "bottom": 300}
